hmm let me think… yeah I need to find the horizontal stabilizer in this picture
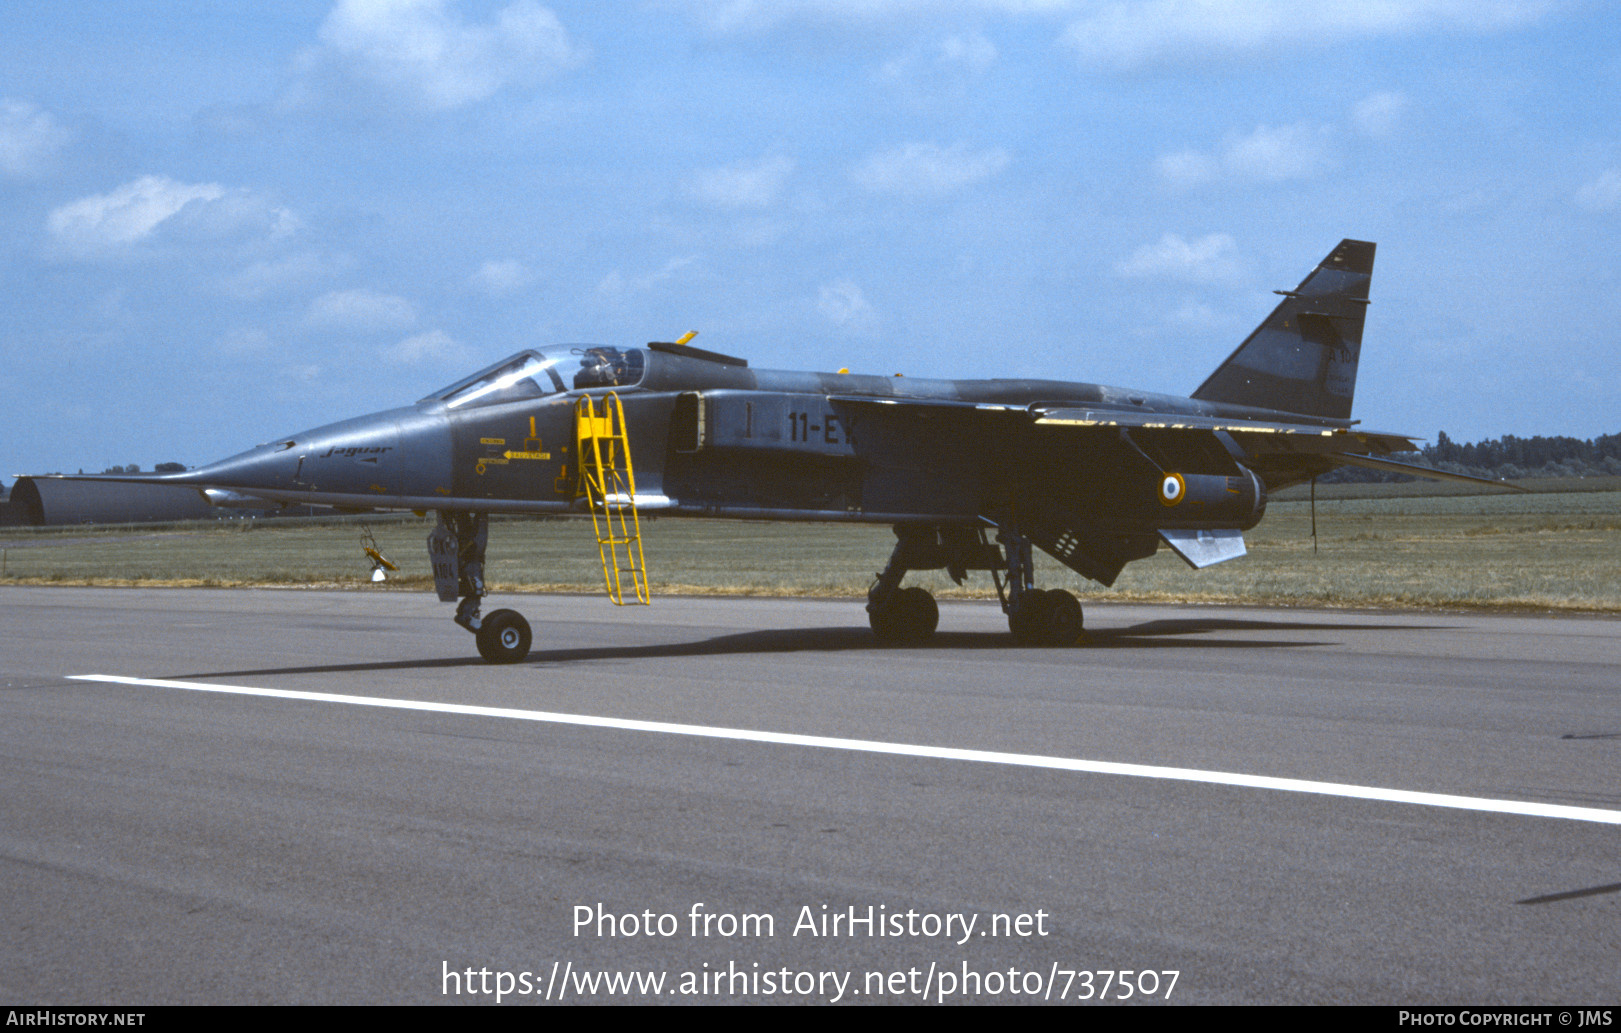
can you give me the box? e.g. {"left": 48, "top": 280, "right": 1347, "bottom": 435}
{"left": 1160, "top": 528, "right": 1247, "bottom": 569}
{"left": 1327, "top": 453, "right": 1530, "bottom": 491}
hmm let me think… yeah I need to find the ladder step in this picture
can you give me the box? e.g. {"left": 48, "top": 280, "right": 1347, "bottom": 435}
{"left": 575, "top": 390, "right": 651, "bottom": 606}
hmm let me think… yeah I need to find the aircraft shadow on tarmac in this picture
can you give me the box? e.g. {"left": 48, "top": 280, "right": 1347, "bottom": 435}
{"left": 1517, "top": 881, "right": 1621, "bottom": 905}
{"left": 172, "top": 614, "right": 1445, "bottom": 680}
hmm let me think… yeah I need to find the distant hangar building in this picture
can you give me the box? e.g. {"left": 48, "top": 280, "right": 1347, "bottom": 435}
{"left": 3, "top": 476, "right": 213, "bottom": 527}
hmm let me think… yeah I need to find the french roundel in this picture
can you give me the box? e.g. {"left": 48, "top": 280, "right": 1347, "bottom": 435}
{"left": 1159, "top": 472, "right": 1186, "bottom": 506}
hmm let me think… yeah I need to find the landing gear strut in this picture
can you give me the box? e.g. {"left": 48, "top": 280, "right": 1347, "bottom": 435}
{"left": 430, "top": 510, "right": 531, "bottom": 663}
{"left": 994, "top": 529, "right": 1083, "bottom": 646}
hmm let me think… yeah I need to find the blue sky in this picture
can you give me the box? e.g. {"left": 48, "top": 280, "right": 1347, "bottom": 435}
{"left": 2, "top": 1, "right": 1617, "bottom": 480}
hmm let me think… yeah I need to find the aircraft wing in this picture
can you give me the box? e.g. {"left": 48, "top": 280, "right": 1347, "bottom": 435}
{"left": 838, "top": 399, "right": 1423, "bottom": 453}
{"left": 827, "top": 395, "right": 1030, "bottom": 415}
{"left": 1034, "top": 406, "right": 1406, "bottom": 446}
{"left": 830, "top": 398, "right": 1522, "bottom": 493}
{"left": 1032, "top": 407, "right": 1524, "bottom": 492}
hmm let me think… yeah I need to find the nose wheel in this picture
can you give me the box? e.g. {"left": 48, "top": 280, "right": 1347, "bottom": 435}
{"left": 475, "top": 609, "right": 532, "bottom": 664}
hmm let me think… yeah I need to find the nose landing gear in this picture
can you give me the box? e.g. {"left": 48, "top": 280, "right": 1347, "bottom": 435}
{"left": 431, "top": 510, "right": 533, "bottom": 664}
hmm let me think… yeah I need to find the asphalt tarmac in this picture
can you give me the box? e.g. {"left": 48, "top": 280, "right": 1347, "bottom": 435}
{"left": 2, "top": 586, "right": 1618, "bottom": 1005}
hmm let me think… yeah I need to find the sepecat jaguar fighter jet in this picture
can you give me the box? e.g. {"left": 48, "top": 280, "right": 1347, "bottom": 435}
{"left": 53, "top": 239, "right": 1515, "bottom": 662}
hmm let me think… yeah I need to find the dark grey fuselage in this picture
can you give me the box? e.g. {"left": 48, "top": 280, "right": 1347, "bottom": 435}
{"left": 105, "top": 239, "right": 1427, "bottom": 589}
{"left": 164, "top": 342, "right": 1332, "bottom": 586}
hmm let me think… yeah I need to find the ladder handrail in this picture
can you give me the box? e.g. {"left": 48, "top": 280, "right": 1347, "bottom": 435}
{"left": 574, "top": 393, "right": 651, "bottom": 605}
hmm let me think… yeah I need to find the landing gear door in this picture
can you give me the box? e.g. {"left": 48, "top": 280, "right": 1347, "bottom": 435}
{"left": 427, "top": 523, "right": 460, "bottom": 602}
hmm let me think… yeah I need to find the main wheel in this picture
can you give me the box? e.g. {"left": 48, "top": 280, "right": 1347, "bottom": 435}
{"left": 895, "top": 586, "right": 939, "bottom": 641}
{"left": 869, "top": 586, "right": 939, "bottom": 643}
{"left": 476, "top": 608, "right": 532, "bottom": 663}
{"left": 1039, "top": 589, "right": 1084, "bottom": 646}
{"left": 1008, "top": 590, "right": 1053, "bottom": 644}
{"left": 1009, "top": 590, "right": 1082, "bottom": 646}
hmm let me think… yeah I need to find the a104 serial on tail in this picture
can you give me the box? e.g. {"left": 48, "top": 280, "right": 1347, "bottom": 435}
{"left": 47, "top": 239, "right": 1517, "bottom": 662}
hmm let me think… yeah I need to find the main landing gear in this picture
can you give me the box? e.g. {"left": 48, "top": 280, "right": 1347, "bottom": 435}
{"left": 866, "top": 525, "right": 1083, "bottom": 646}
{"left": 430, "top": 511, "right": 532, "bottom": 664}
{"left": 994, "top": 530, "right": 1084, "bottom": 647}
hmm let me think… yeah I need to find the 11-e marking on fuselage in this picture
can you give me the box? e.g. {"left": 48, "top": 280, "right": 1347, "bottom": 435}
{"left": 788, "top": 411, "right": 850, "bottom": 446}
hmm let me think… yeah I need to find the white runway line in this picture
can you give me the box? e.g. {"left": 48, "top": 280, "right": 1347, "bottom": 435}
{"left": 71, "top": 673, "right": 1621, "bottom": 826}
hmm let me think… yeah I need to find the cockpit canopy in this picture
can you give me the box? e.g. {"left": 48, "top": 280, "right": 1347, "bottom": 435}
{"left": 422, "top": 347, "right": 646, "bottom": 409}
{"left": 573, "top": 345, "right": 646, "bottom": 389}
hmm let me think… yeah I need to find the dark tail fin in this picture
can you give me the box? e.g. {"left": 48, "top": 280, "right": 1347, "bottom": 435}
{"left": 1191, "top": 239, "right": 1375, "bottom": 421}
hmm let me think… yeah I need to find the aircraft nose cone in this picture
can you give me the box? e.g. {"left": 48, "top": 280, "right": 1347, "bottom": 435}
{"left": 185, "top": 406, "right": 451, "bottom": 504}
{"left": 185, "top": 439, "right": 306, "bottom": 493}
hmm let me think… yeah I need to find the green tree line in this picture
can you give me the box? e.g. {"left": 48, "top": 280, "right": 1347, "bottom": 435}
{"left": 1324, "top": 430, "right": 1621, "bottom": 482}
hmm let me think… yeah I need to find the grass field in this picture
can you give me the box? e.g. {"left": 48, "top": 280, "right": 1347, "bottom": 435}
{"left": 3, "top": 483, "right": 1617, "bottom": 612}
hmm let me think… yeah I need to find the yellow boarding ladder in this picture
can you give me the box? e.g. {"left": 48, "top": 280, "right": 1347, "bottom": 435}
{"left": 574, "top": 392, "right": 650, "bottom": 605}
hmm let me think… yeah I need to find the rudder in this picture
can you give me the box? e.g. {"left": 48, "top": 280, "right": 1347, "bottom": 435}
{"left": 1191, "top": 239, "right": 1375, "bottom": 421}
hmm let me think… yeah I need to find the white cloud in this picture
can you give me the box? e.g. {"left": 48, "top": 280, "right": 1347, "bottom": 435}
{"left": 686, "top": 155, "right": 796, "bottom": 209}
{"left": 665, "top": 0, "right": 1553, "bottom": 55}
{"left": 1156, "top": 123, "right": 1334, "bottom": 187}
{"left": 1116, "top": 233, "right": 1243, "bottom": 283}
{"left": 48, "top": 176, "right": 224, "bottom": 255}
{"left": 1154, "top": 149, "right": 1215, "bottom": 188}
{"left": 315, "top": 0, "right": 585, "bottom": 110}
{"left": 1168, "top": 299, "right": 1224, "bottom": 328}
{"left": 218, "top": 327, "right": 277, "bottom": 356}
{"left": 225, "top": 252, "right": 350, "bottom": 301}
{"left": 595, "top": 270, "right": 626, "bottom": 296}
{"left": 306, "top": 288, "right": 418, "bottom": 332}
{"left": 470, "top": 259, "right": 535, "bottom": 295}
{"left": 47, "top": 175, "right": 298, "bottom": 259}
{"left": 180, "top": 194, "right": 300, "bottom": 244}
{"left": 667, "top": 1, "right": 1084, "bottom": 34}
{"left": 595, "top": 256, "right": 701, "bottom": 297}
{"left": 386, "top": 329, "right": 474, "bottom": 364}
{"left": 0, "top": 98, "right": 72, "bottom": 178}
{"left": 852, "top": 141, "right": 1010, "bottom": 198}
{"left": 818, "top": 279, "right": 877, "bottom": 332}
{"left": 1223, "top": 123, "right": 1335, "bottom": 181}
{"left": 1352, "top": 90, "right": 1409, "bottom": 138}
{"left": 1574, "top": 169, "right": 1621, "bottom": 213}
{"left": 1059, "top": 0, "right": 1556, "bottom": 69}
{"left": 877, "top": 32, "right": 999, "bottom": 91}
{"left": 939, "top": 32, "right": 999, "bottom": 72}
